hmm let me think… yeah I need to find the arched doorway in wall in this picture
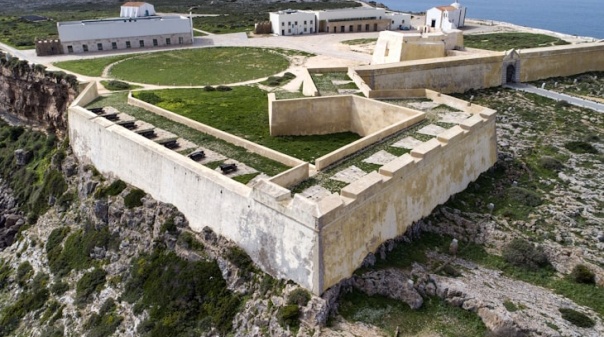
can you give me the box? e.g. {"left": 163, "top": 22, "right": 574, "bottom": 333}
{"left": 506, "top": 64, "right": 516, "bottom": 83}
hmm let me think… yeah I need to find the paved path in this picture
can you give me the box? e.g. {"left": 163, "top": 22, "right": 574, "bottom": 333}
{"left": 505, "top": 83, "right": 604, "bottom": 113}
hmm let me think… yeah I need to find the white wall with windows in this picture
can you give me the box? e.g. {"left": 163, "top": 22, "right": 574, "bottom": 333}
{"left": 269, "top": 10, "right": 316, "bottom": 36}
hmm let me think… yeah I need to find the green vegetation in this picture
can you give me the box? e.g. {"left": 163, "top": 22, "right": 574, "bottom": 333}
{"left": 570, "top": 265, "right": 596, "bottom": 285}
{"left": 124, "top": 188, "right": 146, "bottom": 208}
{"left": 503, "top": 300, "right": 519, "bottom": 312}
{"left": 85, "top": 298, "right": 123, "bottom": 337}
{"left": 47, "top": 224, "right": 118, "bottom": 277}
{"left": 110, "top": 48, "right": 289, "bottom": 86}
{"left": 16, "top": 261, "right": 34, "bottom": 287}
{"left": 262, "top": 72, "right": 296, "bottom": 87}
{"left": 559, "top": 308, "right": 595, "bottom": 328}
{"left": 86, "top": 92, "right": 289, "bottom": 176}
{"left": 76, "top": 268, "right": 107, "bottom": 306}
{"left": 160, "top": 217, "right": 177, "bottom": 234}
{"left": 340, "top": 38, "right": 378, "bottom": 45}
{"left": 538, "top": 71, "right": 604, "bottom": 98}
{"left": 0, "top": 260, "right": 11, "bottom": 290}
{"left": 277, "top": 304, "right": 300, "bottom": 330}
{"left": 133, "top": 87, "right": 361, "bottom": 162}
{"left": 177, "top": 232, "right": 205, "bottom": 252}
{"left": 564, "top": 141, "right": 598, "bottom": 154}
{"left": 287, "top": 288, "right": 311, "bottom": 307}
{"left": 464, "top": 33, "right": 569, "bottom": 51}
{"left": 339, "top": 292, "right": 487, "bottom": 336}
{"left": 123, "top": 249, "right": 241, "bottom": 336}
{"left": 53, "top": 55, "right": 132, "bottom": 77}
{"left": 0, "top": 272, "right": 49, "bottom": 336}
{"left": 101, "top": 80, "right": 141, "bottom": 91}
{"left": 94, "top": 179, "right": 127, "bottom": 199}
{"left": 226, "top": 246, "right": 256, "bottom": 280}
{"left": 0, "top": 123, "right": 67, "bottom": 222}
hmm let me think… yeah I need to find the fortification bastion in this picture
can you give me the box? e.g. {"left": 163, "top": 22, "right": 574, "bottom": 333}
{"left": 68, "top": 80, "right": 496, "bottom": 295}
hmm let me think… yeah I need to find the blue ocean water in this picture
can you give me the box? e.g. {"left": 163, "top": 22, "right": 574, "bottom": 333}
{"left": 378, "top": 0, "right": 604, "bottom": 39}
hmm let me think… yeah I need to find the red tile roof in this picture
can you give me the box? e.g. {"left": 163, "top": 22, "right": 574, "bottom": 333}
{"left": 436, "top": 6, "right": 458, "bottom": 11}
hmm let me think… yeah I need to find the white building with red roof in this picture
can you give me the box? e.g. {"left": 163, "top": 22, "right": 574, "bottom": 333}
{"left": 425, "top": 1, "right": 467, "bottom": 31}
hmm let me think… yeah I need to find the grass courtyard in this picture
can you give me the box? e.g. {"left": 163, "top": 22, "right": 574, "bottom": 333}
{"left": 55, "top": 47, "right": 290, "bottom": 86}
{"left": 133, "top": 86, "right": 361, "bottom": 162}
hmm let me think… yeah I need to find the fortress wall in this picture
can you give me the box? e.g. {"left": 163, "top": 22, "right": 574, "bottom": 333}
{"left": 347, "top": 67, "right": 372, "bottom": 97}
{"left": 317, "top": 109, "right": 497, "bottom": 290}
{"left": 350, "top": 96, "right": 422, "bottom": 135}
{"left": 269, "top": 95, "right": 352, "bottom": 136}
{"left": 69, "top": 105, "right": 322, "bottom": 293}
{"left": 269, "top": 163, "right": 310, "bottom": 189}
{"left": 518, "top": 43, "right": 604, "bottom": 82}
{"left": 128, "top": 93, "right": 304, "bottom": 168}
{"left": 314, "top": 111, "right": 425, "bottom": 171}
{"left": 425, "top": 90, "right": 494, "bottom": 114}
{"left": 366, "top": 88, "right": 428, "bottom": 99}
{"left": 70, "top": 81, "right": 98, "bottom": 108}
{"left": 355, "top": 54, "right": 504, "bottom": 94}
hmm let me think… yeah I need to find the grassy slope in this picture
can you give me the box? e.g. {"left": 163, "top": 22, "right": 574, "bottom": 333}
{"left": 54, "top": 55, "right": 133, "bottom": 77}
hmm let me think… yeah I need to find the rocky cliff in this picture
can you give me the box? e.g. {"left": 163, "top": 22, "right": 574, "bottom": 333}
{"left": 0, "top": 52, "right": 78, "bottom": 137}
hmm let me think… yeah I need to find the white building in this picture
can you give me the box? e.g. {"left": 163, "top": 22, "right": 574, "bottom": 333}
{"left": 120, "top": 2, "right": 156, "bottom": 18}
{"left": 54, "top": 2, "right": 193, "bottom": 54}
{"left": 269, "top": 7, "right": 411, "bottom": 36}
{"left": 425, "top": 1, "right": 467, "bottom": 31}
{"left": 269, "top": 10, "right": 316, "bottom": 36}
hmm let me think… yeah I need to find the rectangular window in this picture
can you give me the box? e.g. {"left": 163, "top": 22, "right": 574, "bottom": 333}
{"left": 281, "top": 22, "right": 284, "bottom": 26}
{"left": 82, "top": 44, "right": 88, "bottom": 52}
{"left": 288, "top": 21, "right": 291, "bottom": 26}
{"left": 97, "top": 43, "right": 103, "bottom": 51}
{"left": 67, "top": 46, "right": 73, "bottom": 53}
{"left": 139, "top": 40, "right": 145, "bottom": 47}
{"left": 112, "top": 42, "right": 117, "bottom": 50}
{"left": 304, "top": 21, "right": 307, "bottom": 25}
{"left": 288, "top": 29, "right": 291, "bottom": 33}
{"left": 166, "top": 38, "right": 171, "bottom": 45}
{"left": 310, "top": 20, "right": 313, "bottom": 24}
{"left": 178, "top": 37, "right": 184, "bottom": 44}
{"left": 349, "top": 25, "right": 353, "bottom": 32}
{"left": 126, "top": 41, "right": 131, "bottom": 48}
{"left": 304, "top": 27, "right": 307, "bottom": 32}
{"left": 295, "top": 21, "right": 297, "bottom": 25}
{"left": 153, "top": 39, "right": 158, "bottom": 46}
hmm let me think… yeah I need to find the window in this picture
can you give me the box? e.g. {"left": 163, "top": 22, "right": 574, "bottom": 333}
{"left": 295, "top": 21, "right": 297, "bottom": 25}
{"left": 153, "top": 39, "right": 158, "bottom": 46}
{"left": 82, "top": 44, "right": 88, "bottom": 52}
{"left": 304, "top": 20, "right": 307, "bottom": 25}
{"left": 126, "top": 41, "right": 131, "bottom": 48}
{"left": 281, "top": 22, "right": 284, "bottom": 26}
{"left": 288, "top": 21, "right": 291, "bottom": 26}
{"left": 304, "top": 27, "right": 307, "bottom": 32}
{"left": 392, "top": 20, "right": 395, "bottom": 24}
{"left": 288, "top": 29, "right": 291, "bottom": 33}
{"left": 67, "top": 46, "right": 73, "bottom": 53}
{"left": 112, "top": 42, "right": 117, "bottom": 50}
{"left": 166, "top": 38, "right": 171, "bottom": 45}
{"left": 97, "top": 43, "right": 103, "bottom": 51}
{"left": 140, "top": 40, "right": 145, "bottom": 47}
{"left": 349, "top": 25, "right": 353, "bottom": 32}
{"left": 178, "top": 37, "right": 184, "bottom": 44}
{"left": 310, "top": 20, "right": 313, "bottom": 24}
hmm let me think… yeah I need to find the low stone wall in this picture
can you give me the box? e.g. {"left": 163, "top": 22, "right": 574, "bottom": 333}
{"left": 269, "top": 163, "right": 310, "bottom": 189}
{"left": 128, "top": 93, "right": 304, "bottom": 168}
{"left": 302, "top": 69, "right": 319, "bottom": 97}
{"left": 70, "top": 81, "right": 98, "bottom": 108}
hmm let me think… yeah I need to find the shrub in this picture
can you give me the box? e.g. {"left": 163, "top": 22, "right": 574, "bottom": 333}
{"left": 9, "top": 126, "right": 24, "bottom": 141}
{"left": 203, "top": 85, "right": 216, "bottom": 91}
{"left": 564, "top": 141, "right": 598, "bottom": 154}
{"left": 104, "top": 80, "right": 130, "bottom": 91}
{"left": 539, "top": 156, "right": 564, "bottom": 171}
{"left": 502, "top": 238, "right": 550, "bottom": 271}
{"left": 16, "top": 261, "right": 34, "bottom": 287}
{"left": 277, "top": 304, "right": 300, "bottom": 329}
{"left": 76, "top": 268, "right": 107, "bottom": 305}
{"left": 0, "top": 261, "right": 11, "bottom": 290}
{"left": 571, "top": 265, "right": 596, "bottom": 285}
{"left": 216, "top": 85, "right": 232, "bottom": 91}
{"left": 177, "top": 232, "right": 204, "bottom": 251}
{"left": 94, "top": 179, "right": 127, "bottom": 199}
{"left": 555, "top": 100, "right": 570, "bottom": 108}
{"left": 442, "top": 264, "right": 462, "bottom": 277}
{"left": 226, "top": 246, "right": 255, "bottom": 279}
{"left": 503, "top": 300, "right": 519, "bottom": 312}
{"left": 46, "top": 227, "right": 70, "bottom": 254}
{"left": 287, "top": 288, "right": 311, "bottom": 307}
{"left": 124, "top": 188, "right": 145, "bottom": 208}
{"left": 85, "top": 298, "right": 123, "bottom": 337}
{"left": 0, "top": 272, "right": 49, "bottom": 336}
{"left": 559, "top": 308, "right": 595, "bottom": 328}
{"left": 160, "top": 217, "right": 177, "bottom": 234}
{"left": 507, "top": 187, "right": 542, "bottom": 207}
{"left": 136, "top": 91, "right": 163, "bottom": 104}
{"left": 51, "top": 280, "right": 69, "bottom": 295}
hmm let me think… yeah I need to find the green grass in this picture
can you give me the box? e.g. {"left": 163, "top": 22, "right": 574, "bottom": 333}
{"left": 109, "top": 47, "right": 289, "bottom": 86}
{"left": 464, "top": 33, "right": 569, "bottom": 51}
{"left": 193, "top": 16, "right": 253, "bottom": 34}
{"left": 54, "top": 55, "right": 132, "bottom": 77}
{"left": 133, "top": 87, "right": 361, "bottom": 162}
{"left": 340, "top": 38, "right": 378, "bottom": 45}
{"left": 339, "top": 292, "right": 487, "bottom": 336}
{"left": 311, "top": 72, "right": 358, "bottom": 96}
{"left": 100, "top": 80, "right": 142, "bottom": 91}
{"left": 86, "top": 92, "right": 289, "bottom": 176}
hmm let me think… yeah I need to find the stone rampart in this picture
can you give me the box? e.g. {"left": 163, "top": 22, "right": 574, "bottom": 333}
{"left": 518, "top": 43, "right": 604, "bottom": 82}
{"left": 70, "top": 83, "right": 496, "bottom": 295}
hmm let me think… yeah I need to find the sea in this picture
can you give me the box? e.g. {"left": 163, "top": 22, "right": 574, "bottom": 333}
{"left": 378, "top": 0, "right": 604, "bottom": 39}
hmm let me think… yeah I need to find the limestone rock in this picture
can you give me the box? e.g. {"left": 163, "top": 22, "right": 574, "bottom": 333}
{"left": 352, "top": 268, "right": 423, "bottom": 309}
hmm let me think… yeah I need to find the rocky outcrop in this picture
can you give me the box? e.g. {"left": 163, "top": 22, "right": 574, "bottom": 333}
{"left": 0, "top": 180, "right": 25, "bottom": 249}
{"left": 0, "top": 53, "right": 77, "bottom": 136}
{"left": 351, "top": 269, "right": 423, "bottom": 309}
